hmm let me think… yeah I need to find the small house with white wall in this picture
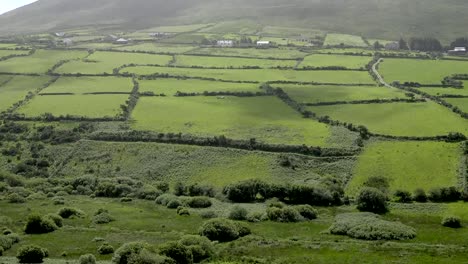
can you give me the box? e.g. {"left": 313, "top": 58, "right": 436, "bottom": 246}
{"left": 256, "top": 41, "right": 271, "bottom": 47}
{"left": 448, "top": 47, "right": 467, "bottom": 55}
{"left": 217, "top": 40, "right": 234, "bottom": 47}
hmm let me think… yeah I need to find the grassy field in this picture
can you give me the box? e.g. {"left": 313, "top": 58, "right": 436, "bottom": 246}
{"left": 141, "top": 23, "right": 213, "bottom": 33}
{"left": 158, "top": 33, "right": 215, "bottom": 44}
{"left": 113, "top": 43, "right": 198, "bottom": 54}
{"left": 316, "top": 48, "right": 374, "bottom": 56}
{"left": 274, "top": 84, "right": 407, "bottom": 104}
{"left": 124, "top": 66, "right": 376, "bottom": 84}
{"left": 299, "top": 54, "right": 372, "bottom": 69}
{"left": 0, "top": 49, "right": 29, "bottom": 58}
{"left": 308, "top": 102, "right": 468, "bottom": 137}
{"left": 199, "top": 20, "right": 261, "bottom": 34}
{"left": 420, "top": 83, "right": 468, "bottom": 97}
{"left": 445, "top": 97, "right": 468, "bottom": 112}
{"left": 187, "top": 47, "right": 309, "bottom": 59}
{"left": 0, "top": 76, "right": 51, "bottom": 112}
{"left": 138, "top": 79, "right": 261, "bottom": 95}
{"left": 348, "top": 141, "right": 463, "bottom": 195}
{"left": 131, "top": 96, "right": 331, "bottom": 146}
{"left": 324, "top": 34, "right": 368, "bottom": 47}
{"left": 260, "top": 26, "right": 325, "bottom": 38}
{"left": 380, "top": 58, "right": 468, "bottom": 84}
{"left": 56, "top": 51, "right": 173, "bottom": 74}
{"left": 17, "top": 94, "right": 128, "bottom": 118}
{"left": 173, "top": 55, "right": 297, "bottom": 68}
{"left": 0, "top": 50, "right": 86, "bottom": 74}
{"left": 40, "top": 77, "right": 133, "bottom": 94}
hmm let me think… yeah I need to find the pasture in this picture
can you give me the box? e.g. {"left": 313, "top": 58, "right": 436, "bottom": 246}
{"left": 131, "top": 96, "right": 331, "bottom": 146}
{"left": 299, "top": 54, "right": 372, "bottom": 69}
{"left": 420, "top": 83, "right": 468, "bottom": 97}
{"left": 0, "top": 76, "right": 51, "bottom": 112}
{"left": 348, "top": 141, "right": 463, "bottom": 194}
{"left": 138, "top": 79, "right": 261, "bottom": 95}
{"left": 16, "top": 94, "right": 128, "bottom": 118}
{"left": 274, "top": 84, "right": 407, "bottom": 104}
{"left": 308, "top": 102, "right": 468, "bottom": 136}
{"left": 113, "top": 43, "right": 197, "bottom": 54}
{"left": 199, "top": 20, "right": 261, "bottom": 34}
{"left": 260, "top": 26, "right": 325, "bottom": 38}
{"left": 187, "top": 47, "right": 309, "bottom": 59}
{"left": 324, "top": 33, "right": 368, "bottom": 47}
{"left": 40, "top": 76, "right": 133, "bottom": 94}
{"left": 445, "top": 97, "right": 468, "bottom": 112}
{"left": 141, "top": 23, "right": 213, "bottom": 33}
{"left": 0, "top": 49, "right": 29, "bottom": 58}
{"left": 173, "top": 55, "right": 297, "bottom": 68}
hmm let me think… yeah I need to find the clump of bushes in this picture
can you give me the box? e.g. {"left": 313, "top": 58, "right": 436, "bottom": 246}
{"left": 295, "top": 205, "right": 318, "bottom": 220}
{"left": 174, "top": 182, "right": 216, "bottom": 197}
{"left": 79, "top": 254, "right": 96, "bottom": 264}
{"left": 228, "top": 206, "right": 248, "bottom": 221}
{"left": 177, "top": 206, "right": 190, "bottom": 216}
{"left": 428, "top": 187, "right": 461, "bottom": 202}
{"left": 200, "top": 211, "right": 217, "bottom": 219}
{"left": 178, "top": 235, "right": 214, "bottom": 263}
{"left": 112, "top": 242, "right": 146, "bottom": 264}
{"left": 24, "top": 214, "right": 59, "bottom": 234}
{"left": 93, "top": 209, "right": 115, "bottom": 224}
{"left": 328, "top": 213, "right": 416, "bottom": 240}
{"left": 159, "top": 242, "right": 193, "bottom": 264}
{"left": 266, "top": 206, "right": 303, "bottom": 223}
{"left": 57, "top": 207, "right": 84, "bottom": 219}
{"left": 187, "top": 196, "right": 212, "bottom": 208}
{"left": 45, "top": 214, "right": 63, "bottom": 227}
{"left": 356, "top": 187, "right": 388, "bottom": 214}
{"left": 199, "top": 218, "right": 251, "bottom": 242}
{"left": 155, "top": 194, "right": 178, "bottom": 206}
{"left": 413, "top": 189, "right": 427, "bottom": 203}
{"left": 441, "top": 216, "right": 462, "bottom": 228}
{"left": 98, "top": 243, "right": 115, "bottom": 255}
{"left": 246, "top": 212, "right": 265, "bottom": 223}
{"left": 7, "top": 193, "right": 26, "bottom": 203}
{"left": 0, "top": 233, "right": 21, "bottom": 251}
{"left": 394, "top": 190, "right": 412, "bottom": 203}
{"left": 166, "top": 199, "right": 182, "bottom": 209}
{"left": 16, "top": 244, "right": 48, "bottom": 264}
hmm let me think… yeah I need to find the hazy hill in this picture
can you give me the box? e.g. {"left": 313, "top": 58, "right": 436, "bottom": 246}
{"left": 1, "top": 0, "right": 467, "bottom": 40}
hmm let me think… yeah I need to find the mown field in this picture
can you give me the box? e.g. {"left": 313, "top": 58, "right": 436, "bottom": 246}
{"left": 299, "top": 54, "right": 371, "bottom": 69}
{"left": 138, "top": 79, "right": 261, "bottom": 95}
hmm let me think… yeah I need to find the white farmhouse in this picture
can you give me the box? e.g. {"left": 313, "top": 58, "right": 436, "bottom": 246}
{"left": 256, "top": 40, "right": 271, "bottom": 47}
{"left": 217, "top": 40, "right": 234, "bottom": 47}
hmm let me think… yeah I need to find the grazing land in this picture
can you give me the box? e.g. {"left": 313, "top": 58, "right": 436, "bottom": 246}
{"left": 445, "top": 98, "right": 468, "bottom": 113}
{"left": 299, "top": 54, "right": 372, "bottom": 69}
{"left": 138, "top": 79, "right": 261, "bottom": 95}
{"left": 173, "top": 55, "right": 297, "bottom": 68}
{"left": 187, "top": 47, "right": 309, "bottom": 59}
{"left": 324, "top": 33, "right": 368, "bottom": 47}
{"left": 113, "top": 43, "right": 198, "bottom": 54}
{"left": 0, "top": 76, "right": 52, "bottom": 112}
{"left": 40, "top": 77, "right": 133, "bottom": 94}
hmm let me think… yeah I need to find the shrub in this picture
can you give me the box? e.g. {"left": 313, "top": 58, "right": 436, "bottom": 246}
{"left": 128, "top": 249, "right": 174, "bottom": 264}
{"left": 363, "top": 176, "right": 390, "bottom": 194}
{"left": 177, "top": 207, "right": 190, "bottom": 216}
{"left": 112, "top": 242, "right": 146, "bottom": 264}
{"left": 79, "top": 254, "right": 96, "bottom": 264}
{"left": 57, "top": 207, "right": 83, "bottom": 219}
{"left": 266, "top": 207, "right": 303, "bottom": 223}
{"left": 186, "top": 184, "right": 215, "bottom": 197}
{"left": 24, "top": 214, "right": 58, "bottom": 234}
{"left": 413, "top": 189, "right": 427, "bottom": 203}
{"left": 7, "top": 193, "right": 26, "bottom": 203}
{"left": 246, "top": 212, "right": 265, "bottom": 223}
{"left": 45, "top": 214, "right": 63, "bottom": 227}
{"left": 6, "top": 233, "right": 21, "bottom": 244}
{"left": 93, "top": 209, "right": 115, "bottom": 224}
{"left": 199, "top": 219, "right": 241, "bottom": 242}
{"left": 98, "top": 243, "right": 115, "bottom": 255}
{"left": 159, "top": 242, "right": 193, "bottom": 264}
{"left": 442, "top": 216, "right": 462, "bottom": 228}
{"left": 0, "top": 246, "right": 3, "bottom": 256}
{"left": 155, "top": 194, "right": 177, "bottom": 206}
{"left": 17, "top": 245, "right": 48, "bottom": 264}
{"left": 173, "top": 182, "right": 186, "bottom": 196}
{"left": 266, "top": 198, "right": 285, "bottom": 209}
{"left": 394, "top": 190, "right": 412, "bottom": 203}
{"left": 179, "top": 235, "right": 214, "bottom": 263}
{"left": 295, "top": 205, "right": 318, "bottom": 220}
{"left": 200, "top": 211, "right": 217, "bottom": 219}
{"left": 228, "top": 206, "right": 248, "bottom": 221}
{"left": 328, "top": 213, "right": 416, "bottom": 240}
{"left": 120, "top": 197, "right": 132, "bottom": 202}
{"left": 0, "top": 236, "right": 12, "bottom": 250}
{"left": 187, "top": 197, "right": 212, "bottom": 208}
{"left": 356, "top": 187, "right": 388, "bottom": 214}
{"left": 52, "top": 196, "right": 65, "bottom": 205}
{"left": 166, "top": 199, "right": 182, "bottom": 209}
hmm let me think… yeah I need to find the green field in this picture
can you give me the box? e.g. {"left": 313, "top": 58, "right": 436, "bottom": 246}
{"left": 188, "top": 47, "right": 309, "bottom": 59}
{"left": 124, "top": 66, "right": 376, "bottom": 84}
{"left": 142, "top": 23, "right": 213, "bottom": 33}
{"left": 260, "top": 26, "right": 325, "bottom": 38}
{"left": 132, "top": 96, "right": 331, "bottom": 146}
{"left": 299, "top": 54, "right": 371, "bottom": 69}
{"left": 17, "top": 94, "right": 128, "bottom": 118}
{"left": 380, "top": 58, "right": 468, "bottom": 84}
{"left": 316, "top": 48, "right": 374, "bottom": 56}
{"left": 174, "top": 55, "right": 297, "bottom": 68}
{"left": 199, "top": 20, "right": 261, "bottom": 34}
{"left": 308, "top": 102, "right": 468, "bottom": 136}
{"left": 0, "top": 49, "right": 86, "bottom": 74}
{"left": 0, "top": 76, "right": 51, "bottom": 112}
{"left": 138, "top": 79, "right": 261, "bottom": 95}
{"left": 274, "top": 84, "right": 407, "bottom": 104}
{"left": 0, "top": 49, "right": 29, "bottom": 58}
{"left": 114, "top": 43, "right": 197, "bottom": 54}
{"left": 40, "top": 76, "right": 133, "bottom": 94}
{"left": 445, "top": 97, "right": 468, "bottom": 112}
{"left": 324, "top": 34, "right": 368, "bottom": 47}
{"left": 348, "top": 141, "right": 463, "bottom": 194}
{"left": 56, "top": 51, "right": 173, "bottom": 74}
{"left": 420, "top": 83, "right": 468, "bottom": 97}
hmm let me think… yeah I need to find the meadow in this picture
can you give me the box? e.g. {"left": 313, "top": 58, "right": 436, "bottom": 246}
{"left": 348, "top": 141, "right": 463, "bottom": 194}
{"left": 199, "top": 20, "right": 261, "bottom": 34}
{"left": 113, "top": 43, "right": 198, "bottom": 54}
{"left": 0, "top": 49, "right": 30, "bottom": 58}
{"left": 141, "top": 23, "right": 213, "bottom": 33}
{"left": 187, "top": 47, "right": 309, "bottom": 59}
{"left": 308, "top": 102, "right": 468, "bottom": 137}
{"left": 16, "top": 94, "right": 128, "bottom": 118}
{"left": 0, "top": 76, "right": 51, "bottom": 112}
{"left": 299, "top": 54, "right": 372, "bottom": 69}
{"left": 445, "top": 97, "right": 468, "bottom": 112}
{"left": 260, "top": 26, "right": 325, "bottom": 38}
{"left": 324, "top": 33, "right": 368, "bottom": 47}
{"left": 273, "top": 84, "right": 407, "bottom": 104}
{"left": 131, "top": 96, "right": 331, "bottom": 146}
{"left": 420, "top": 83, "right": 468, "bottom": 97}
{"left": 380, "top": 58, "right": 468, "bottom": 84}
{"left": 138, "top": 79, "right": 261, "bottom": 95}
{"left": 173, "top": 55, "right": 297, "bottom": 68}
{"left": 40, "top": 76, "right": 133, "bottom": 94}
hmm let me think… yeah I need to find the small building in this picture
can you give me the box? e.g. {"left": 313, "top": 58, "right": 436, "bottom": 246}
{"left": 256, "top": 41, "right": 271, "bottom": 47}
{"left": 448, "top": 47, "right": 467, "bottom": 55}
{"left": 385, "top": 42, "right": 400, "bottom": 50}
{"left": 115, "top": 38, "right": 129, "bottom": 44}
{"left": 62, "top": 38, "right": 73, "bottom": 46}
{"left": 216, "top": 40, "right": 234, "bottom": 47}
{"left": 149, "top": 32, "right": 172, "bottom": 38}
{"left": 55, "top": 32, "right": 66, "bottom": 37}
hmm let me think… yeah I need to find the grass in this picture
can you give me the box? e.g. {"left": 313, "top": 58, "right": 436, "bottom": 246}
{"left": 259, "top": 26, "right": 325, "bottom": 38}
{"left": 16, "top": 94, "right": 128, "bottom": 118}
{"left": 348, "top": 141, "right": 463, "bottom": 195}
{"left": 0, "top": 50, "right": 29, "bottom": 58}
{"left": 124, "top": 66, "right": 375, "bottom": 84}
{"left": 131, "top": 96, "right": 331, "bottom": 146}
{"left": 420, "top": 82, "right": 468, "bottom": 97}
{"left": 40, "top": 76, "right": 133, "bottom": 94}
{"left": 308, "top": 102, "right": 468, "bottom": 137}
{"left": 299, "top": 54, "right": 372, "bottom": 69}
{"left": 273, "top": 84, "right": 407, "bottom": 104}
{"left": 324, "top": 34, "right": 368, "bottom": 47}
{"left": 445, "top": 97, "right": 468, "bottom": 112}
{"left": 199, "top": 20, "right": 261, "bottom": 34}
{"left": 138, "top": 79, "right": 261, "bottom": 95}
{"left": 158, "top": 33, "right": 214, "bottom": 44}
{"left": 141, "top": 24, "right": 213, "bottom": 33}
{"left": 0, "top": 50, "right": 86, "bottom": 74}
{"left": 380, "top": 58, "right": 468, "bottom": 84}
{"left": 0, "top": 76, "right": 52, "bottom": 112}
{"left": 173, "top": 55, "right": 297, "bottom": 68}
{"left": 113, "top": 43, "right": 198, "bottom": 54}
{"left": 187, "top": 47, "right": 309, "bottom": 59}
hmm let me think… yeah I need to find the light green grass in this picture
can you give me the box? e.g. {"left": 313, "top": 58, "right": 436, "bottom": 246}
{"left": 138, "top": 79, "right": 261, "bottom": 95}
{"left": 199, "top": 20, "right": 261, "bottom": 34}
{"left": 324, "top": 34, "right": 368, "bottom": 47}
{"left": 348, "top": 141, "right": 463, "bottom": 194}
{"left": 420, "top": 82, "right": 468, "bottom": 97}
{"left": 0, "top": 50, "right": 86, "bottom": 74}
{"left": 17, "top": 94, "right": 128, "bottom": 118}
{"left": 299, "top": 54, "right": 371, "bottom": 69}
{"left": 308, "top": 102, "right": 468, "bottom": 136}
{"left": 188, "top": 47, "right": 309, "bottom": 59}
{"left": 56, "top": 51, "right": 172, "bottom": 74}
{"left": 40, "top": 76, "right": 133, "bottom": 94}
{"left": 132, "top": 96, "right": 331, "bottom": 146}
{"left": 445, "top": 97, "right": 468, "bottom": 112}
{"left": 274, "top": 84, "right": 406, "bottom": 103}
{"left": 124, "top": 66, "right": 375, "bottom": 84}
{"left": 260, "top": 26, "right": 325, "bottom": 38}
{"left": 317, "top": 48, "right": 374, "bottom": 56}
{"left": 0, "top": 76, "right": 51, "bottom": 112}
{"left": 72, "top": 43, "right": 121, "bottom": 49}
{"left": 380, "top": 58, "right": 468, "bottom": 84}
{"left": 0, "top": 50, "right": 29, "bottom": 58}
{"left": 141, "top": 24, "right": 213, "bottom": 33}
{"left": 174, "top": 55, "right": 297, "bottom": 68}
{"left": 159, "top": 33, "right": 215, "bottom": 44}
{"left": 114, "top": 43, "right": 197, "bottom": 54}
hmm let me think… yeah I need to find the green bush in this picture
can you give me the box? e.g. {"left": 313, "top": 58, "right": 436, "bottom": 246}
{"left": 57, "top": 207, "right": 84, "bottom": 219}
{"left": 199, "top": 218, "right": 249, "bottom": 242}
{"left": 45, "top": 214, "right": 63, "bottom": 227}
{"left": 0, "top": 237, "right": 12, "bottom": 251}
{"left": 79, "top": 254, "right": 96, "bottom": 264}
{"left": 266, "top": 207, "right": 303, "bottom": 222}
{"left": 187, "top": 197, "right": 212, "bottom": 208}
{"left": 52, "top": 196, "right": 65, "bottom": 205}
{"left": 24, "top": 214, "right": 58, "bottom": 234}
{"left": 128, "top": 249, "right": 174, "bottom": 264}
{"left": 177, "top": 207, "right": 190, "bottom": 216}
{"left": 179, "top": 235, "right": 214, "bottom": 263}
{"left": 413, "top": 189, "right": 427, "bottom": 203}
{"left": 0, "top": 246, "right": 3, "bottom": 256}
{"left": 6, "top": 233, "right": 20, "bottom": 244}
{"left": 159, "top": 242, "right": 193, "bottom": 264}
{"left": 356, "top": 187, "right": 388, "bottom": 214}
{"left": 7, "top": 193, "right": 26, "bottom": 203}
{"left": 112, "top": 242, "right": 146, "bottom": 264}
{"left": 246, "top": 212, "right": 265, "bottom": 223}
{"left": 328, "top": 213, "right": 416, "bottom": 240}
{"left": 155, "top": 194, "right": 177, "bottom": 206}
{"left": 394, "top": 190, "right": 412, "bottom": 203}
{"left": 228, "top": 206, "right": 248, "bottom": 221}
{"left": 98, "top": 243, "right": 114, "bottom": 255}
{"left": 166, "top": 199, "right": 182, "bottom": 209}
{"left": 363, "top": 176, "right": 390, "bottom": 194}
{"left": 16, "top": 244, "right": 48, "bottom": 264}
{"left": 442, "top": 216, "right": 462, "bottom": 228}
{"left": 295, "top": 205, "right": 318, "bottom": 220}
{"left": 200, "top": 211, "right": 217, "bottom": 219}
{"left": 93, "top": 209, "right": 115, "bottom": 224}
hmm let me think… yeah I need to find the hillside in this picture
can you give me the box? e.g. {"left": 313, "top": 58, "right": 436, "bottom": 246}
{"left": 1, "top": 0, "right": 468, "bottom": 40}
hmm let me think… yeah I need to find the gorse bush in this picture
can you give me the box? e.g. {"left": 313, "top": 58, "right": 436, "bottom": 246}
{"left": 394, "top": 190, "right": 412, "bottom": 203}
{"left": 127, "top": 249, "right": 174, "bottom": 264}
{"left": 98, "top": 243, "right": 115, "bottom": 255}
{"left": 187, "top": 196, "right": 212, "bottom": 208}
{"left": 79, "top": 254, "right": 96, "bottom": 264}
{"left": 24, "top": 214, "right": 58, "bottom": 234}
{"left": 17, "top": 245, "right": 48, "bottom": 264}
{"left": 45, "top": 214, "right": 63, "bottom": 227}
{"left": 57, "top": 207, "right": 84, "bottom": 219}
{"left": 93, "top": 209, "right": 115, "bottom": 224}
{"left": 159, "top": 242, "right": 193, "bottom": 264}
{"left": 166, "top": 199, "right": 182, "bottom": 209}
{"left": 413, "top": 188, "right": 428, "bottom": 203}
{"left": 356, "top": 187, "right": 388, "bottom": 214}
{"left": 442, "top": 216, "right": 462, "bottom": 228}
{"left": 199, "top": 218, "right": 251, "bottom": 242}
{"left": 0, "top": 233, "right": 20, "bottom": 251}
{"left": 266, "top": 206, "right": 303, "bottom": 223}
{"left": 155, "top": 194, "right": 177, "bottom": 206}
{"left": 112, "top": 242, "right": 146, "bottom": 264}
{"left": 428, "top": 187, "right": 461, "bottom": 202}
{"left": 228, "top": 206, "right": 249, "bottom": 221}
{"left": 246, "top": 212, "right": 265, "bottom": 223}
{"left": 295, "top": 205, "right": 318, "bottom": 220}
{"left": 179, "top": 235, "right": 214, "bottom": 263}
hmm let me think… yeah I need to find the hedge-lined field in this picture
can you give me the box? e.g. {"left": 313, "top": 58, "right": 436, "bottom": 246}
{"left": 420, "top": 83, "right": 468, "bottom": 97}
{"left": 299, "top": 54, "right": 371, "bottom": 69}
{"left": 132, "top": 96, "right": 331, "bottom": 146}
{"left": 274, "top": 84, "right": 407, "bottom": 104}
{"left": 114, "top": 43, "right": 197, "bottom": 54}
{"left": 40, "top": 76, "right": 133, "bottom": 94}
{"left": 445, "top": 97, "right": 468, "bottom": 112}
{"left": 0, "top": 76, "right": 52, "bottom": 112}
{"left": 348, "top": 141, "right": 462, "bottom": 194}
{"left": 324, "top": 33, "right": 368, "bottom": 47}
{"left": 173, "top": 55, "right": 297, "bottom": 68}
{"left": 17, "top": 94, "right": 128, "bottom": 118}
{"left": 138, "top": 79, "right": 261, "bottom": 95}
{"left": 187, "top": 47, "right": 309, "bottom": 59}
{"left": 142, "top": 23, "right": 213, "bottom": 33}
{"left": 0, "top": 49, "right": 30, "bottom": 58}
{"left": 308, "top": 102, "right": 468, "bottom": 136}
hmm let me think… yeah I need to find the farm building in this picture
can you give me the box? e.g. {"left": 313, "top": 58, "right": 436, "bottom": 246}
{"left": 385, "top": 42, "right": 400, "bottom": 50}
{"left": 217, "top": 40, "right": 234, "bottom": 47}
{"left": 62, "top": 38, "right": 73, "bottom": 46}
{"left": 115, "top": 38, "right": 129, "bottom": 44}
{"left": 54, "top": 32, "right": 66, "bottom": 37}
{"left": 256, "top": 40, "right": 271, "bottom": 47}
{"left": 448, "top": 47, "right": 467, "bottom": 55}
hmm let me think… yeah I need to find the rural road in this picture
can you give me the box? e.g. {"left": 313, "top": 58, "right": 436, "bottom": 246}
{"left": 371, "top": 58, "right": 393, "bottom": 88}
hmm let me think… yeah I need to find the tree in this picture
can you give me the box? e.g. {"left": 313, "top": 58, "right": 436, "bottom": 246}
{"left": 398, "top": 38, "right": 408, "bottom": 50}
{"left": 356, "top": 187, "right": 388, "bottom": 214}
{"left": 373, "top": 41, "right": 384, "bottom": 50}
